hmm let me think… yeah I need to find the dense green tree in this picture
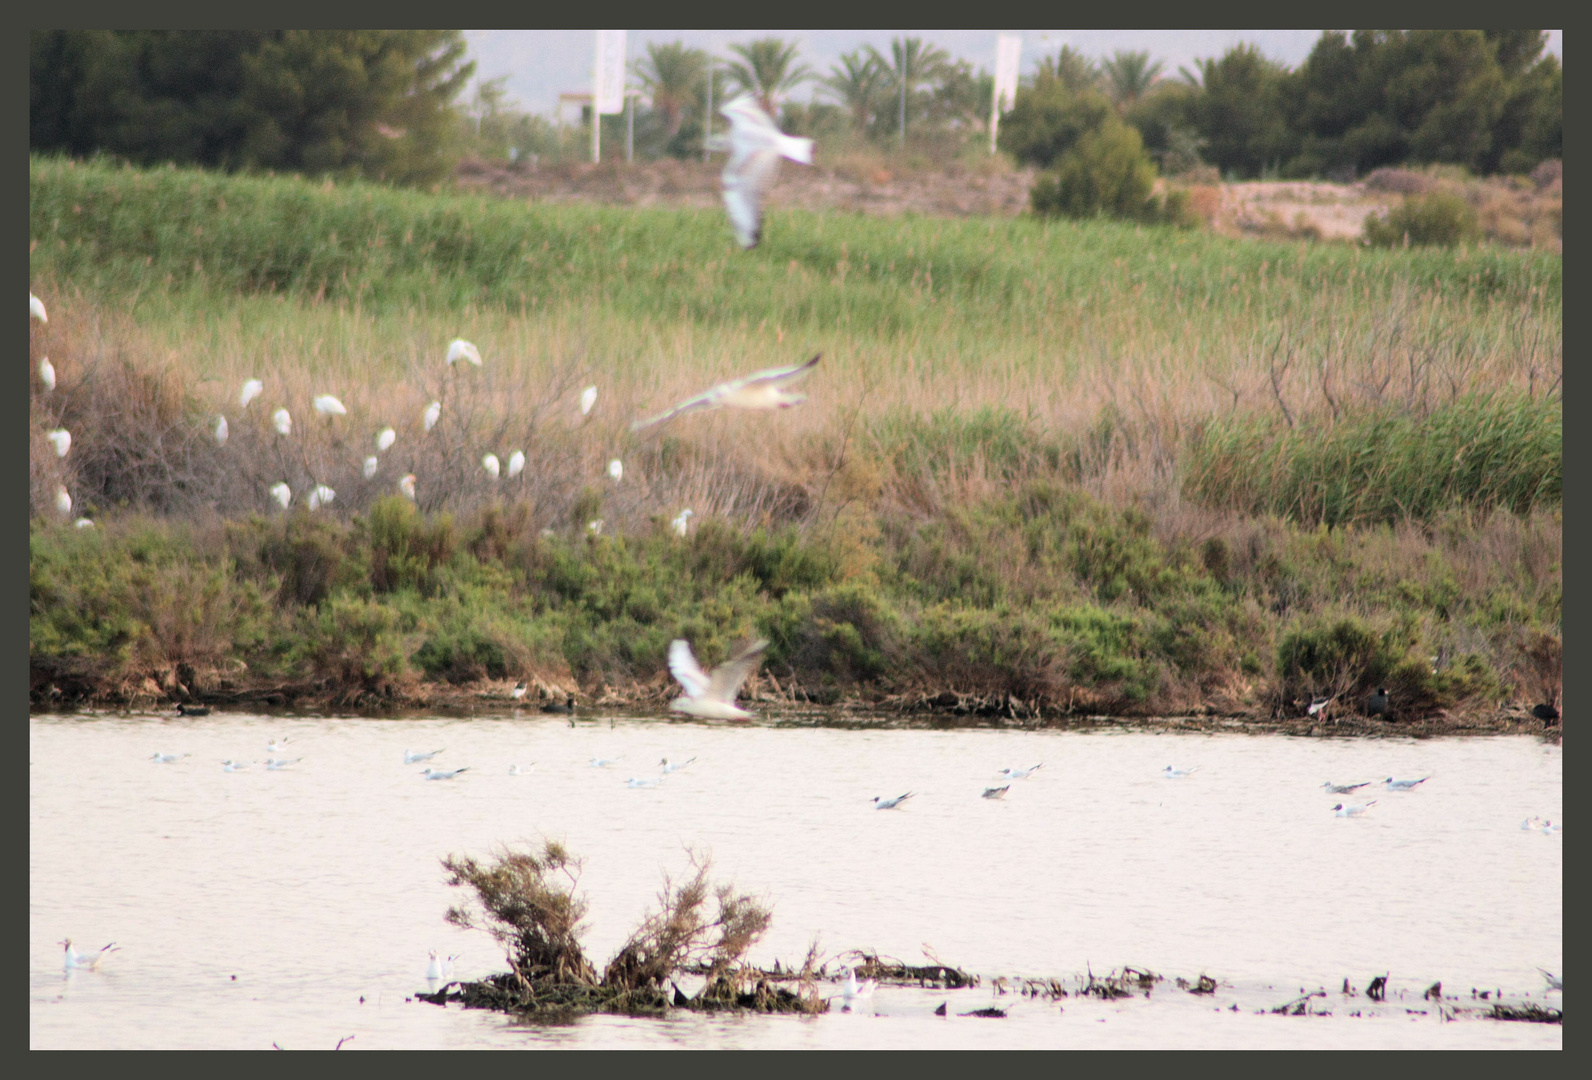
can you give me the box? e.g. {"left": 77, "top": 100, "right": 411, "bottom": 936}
{"left": 821, "top": 49, "right": 889, "bottom": 134}
{"left": 1124, "top": 81, "right": 1204, "bottom": 175}
{"left": 998, "top": 71, "right": 1116, "bottom": 169}
{"left": 1101, "top": 50, "right": 1164, "bottom": 111}
{"left": 866, "top": 37, "right": 952, "bottom": 145}
{"left": 29, "top": 30, "right": 473, "bottom": 185}
{"left": 633, "top": 41, "right": 709, "bottom": 138}
{"left": 724, "top": 37, "right": 811, "bottom": 118}
{"left": 1032, "top": 46, "right": 1101, "bottom": 94}
{"left": 1185, "top": 43, "right": 1297, "bottom": 179}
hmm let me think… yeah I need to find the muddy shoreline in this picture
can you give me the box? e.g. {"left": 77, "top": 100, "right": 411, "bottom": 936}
{"left": 27, "top": 663, "right": 1561, "bottom": 738}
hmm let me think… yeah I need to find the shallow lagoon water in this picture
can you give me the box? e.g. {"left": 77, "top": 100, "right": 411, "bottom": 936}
{"left": 30, "top": 712, "right": 1562, "bottom": 1049}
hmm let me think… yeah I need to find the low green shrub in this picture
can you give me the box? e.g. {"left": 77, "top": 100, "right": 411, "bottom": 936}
{"left": 1363, "top": 190, "right": 1481, "bottom": 248}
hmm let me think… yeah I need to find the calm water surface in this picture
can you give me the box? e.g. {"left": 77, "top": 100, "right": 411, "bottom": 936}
{"left": 30, "top": 712, "right": 1562, "bottom": 1049}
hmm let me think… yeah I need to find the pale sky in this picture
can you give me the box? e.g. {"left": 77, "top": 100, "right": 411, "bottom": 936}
{"left": 461, "top": 30, "right": 1563, "bottom": 116}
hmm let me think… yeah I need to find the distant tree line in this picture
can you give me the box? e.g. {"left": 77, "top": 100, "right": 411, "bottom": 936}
{"left": 31, "top": 30, "right": 1559, "bottom": 186}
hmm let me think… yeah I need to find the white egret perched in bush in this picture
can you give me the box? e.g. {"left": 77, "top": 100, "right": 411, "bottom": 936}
{"left": 39, "top": 357, "right": 55, "bottom": 392}
{"left": 507, "top": 450, "right": 525, "bottom": 478}
{"left": 399, "top": 473, "right": 417, "bottom": 501}
{"left": 313, "top": 394, "right": 347, "bottom": 417}
{"left": 269, "top": 482, "right": 291, "bottom": 509}
{"left": 272, "top": 408, "right": 292, "bottom": 435}
{"left": 214, "top": 416, "right": 229, "bottom": 445}
{"left": 666, "top": 638, "right": 769, "bottom": 720}
{"left": 482, "top": 453, "right": 500, "bottom": 479}
{"left": 75, "top": 517, "right": 94, "bottom": 529}
{"left": 446, "top": 339, "right": 483, "bottom": 367}
{"left": 608, "top": 458, "right": 622, "bottom": 482}
{"left": 423, "top": 401, "right": 441, "bottom": 432}
{"left": 580, "top": 385, "right": 598, "bottom": 415}
{"left": 630, "top": 354, "right": 821, "bottom": 431}
{"left": 672, "top": 508, "right": 694, "bottom": 536}
{"left": 307, "top": 484, "right": 336, "bottom": 511}
{"left": 716, "top": 93, "right": 815, "bottom": 249}
{"left": 363, "top": 455, "right": 379, "bottom": 479}
{"left": 55, "top": 486, "right": 72, "bottom": 517}
{"left": 47, "top": 428, "right": 71, "bottom": 457}
{"left": 31, "top": 292, "right": 48, "bottom": 322}
{"left": 376, "top": 426, "right": 396, "bottom": 452}
{"left": 240, "top": 379, "right": 263, "bottom": 409}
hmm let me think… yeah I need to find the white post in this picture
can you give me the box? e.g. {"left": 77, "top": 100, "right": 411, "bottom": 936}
{"left": 626, "top": 93, "right": 634, "bottom": 163}
{"left": 591, "top": 35, "right": 601, "bottom": 163}
{"left": 703, "top": 67, "right": 713, "bottom": 162}
{"left": 991, "top": 35, "right": 1022, "bottom": 156}
{"left": 593, "top": 30, "right": 628, "bottom": 164}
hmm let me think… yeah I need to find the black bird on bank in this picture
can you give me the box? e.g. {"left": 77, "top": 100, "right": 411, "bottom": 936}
{"left": 541, "top": 694, "right": 576, "bottom": 715}
{"left": 1532, "top": 701, "right": 1560, "bottom": 723}
{"left": 1364, "top": 688, "right": 1390, "bottom": 718}
{"left": 175, "top": 704, "right": 211, "bottom": 717}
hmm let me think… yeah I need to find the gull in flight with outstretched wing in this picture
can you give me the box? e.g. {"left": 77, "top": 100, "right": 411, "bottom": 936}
{"left": 716, "top": 93, "right": 814, "bottom": 249}
{"left": 630, "top": 354, "right": 820, "bottom": 432}
{"left": 667, "top": 638, "right": 769, "bottom": 720}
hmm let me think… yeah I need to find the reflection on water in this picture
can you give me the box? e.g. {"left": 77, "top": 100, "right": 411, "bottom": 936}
{"left": 30, "top": 713, "right": 1561, "bottom": 1048}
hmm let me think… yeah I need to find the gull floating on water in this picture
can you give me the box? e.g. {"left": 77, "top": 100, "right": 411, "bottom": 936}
{"left": 265, "top": 757, "right": 301, "bottom": 770}
{"left": 482, "top": 453, "right": 500, "bottom": 479}
{"left": 716, "top": 93, "right": 814, "bottom": 249}
{"left": 270, "top": 482, "right": 292, "bottom": 509}
{"left": 267, "top": 738, "right": 291, "bottom": 753}
{"left": 399, "top": 474, "right": 417, "bottom": 501}
{"left": 672, "top": 509, "right": 695, "bottom": 537}
{"left": 982, "top": 785, "right": 1010, "bottom": 800}
{"left": 508, "top": 763, "right": 535, "bottom": 776}
{"left": 873, "top": 792, "right": 914, "bottom": 810}
{"left": 363, "top": 456, "right": 379, "bottom": 478}
{"left": 589, "top": 756, "right": 623, "bottom": 768}
{"left": 151, "top": 752, "right": 189, "bottom": 764}
{"left": 214, "top": 416, "right": 229, "bottom": 446}
{"left": 272, "top": 408, "right": 292, "bottom": 435}
{"left": 39, "top": 356, "right": 56, "bottom": 391}
{"left": 47, "top": 428, "right": 71, "bottom": 457}
{"left": 660, "top": 756, "right": 697, "bottom": 774}
{"left": 507, "top": 450, "right": 525, "bottom": 478}
{"left": 630, "top": 354, "right": 821, "bottom": 432}
{"left": 61, "top": 939, "right": 119, "bottom": 971}
{"left": 667, "top": 638, "right": 769, "bottom": 720}
{"left": 1540, "top": 969, "right": 1562, "bottom": 991}
{"left": 422, "top": 766, "right": 469, "bottom": 780}
{"left": 313, "top": 394, "right": 347, "bottom": 417}
{"left": 1334, "top": 801, "right": 1377, "bottom": 817}
{"left": 627, "top": 776, "right": 663, "bottom": 788}
{"left": 240, "top": 379, "right": 263, "bottom": 409}
{"left": 376, "top": 427, "right": 396, "bottom": 452}
{"left": 1163, "top": 765, "right": 1199, "bottom": 778}
{"left": 1323, "top": 780, "right": 1372, "bottom": 795}
{"left": 404, "top": 749, "right": 444, "bottom": 764}
{"left": 426, "top": 950, "right": 444, "bottom": 980}
{"left": 221, "top": 759, "right": 251, "bottom": 772}
{"left": 31, "top": 292, "right": 48, "bottom": 322}
{"left": 423, "top": 401, "right": 441, "bottom": 432}
{"left": 840, "top": 966, "right": 877, "bottom": 1005}
{"left": 999, "top": 763, "right": 1043, "bottom": 781}
{"left": 1385, "top": 776, "right": 1429, "bottom": 791}
{"left": 446, "top": 339, "right": 482, "bottom": 367}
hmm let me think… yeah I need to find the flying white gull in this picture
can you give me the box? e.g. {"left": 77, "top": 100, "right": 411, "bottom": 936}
{"left": 667, "top": 638, "right": 769, "bottom": 720}
{"left": 446, "top": 339, "right": 482, "bottom": 367}
{"left": 404, "top": 748, "right": 444, "bottom": 764}
{"left": 1333, "top": 801, "right": 1377, "bottom": 817}
{"left": 631, "top": 354, "right": 821, "bottom": 432}
{"left": 873, "top": 792, "right": 914, "bottom": 810}
{"left": 716, "top": 93, "right": 814, "bottom": 249}
{"left": 422, "top": 767, "right": 469, "bottom": 780}
{"left": 61, "top": 939, "right": 119, "bottom": 971}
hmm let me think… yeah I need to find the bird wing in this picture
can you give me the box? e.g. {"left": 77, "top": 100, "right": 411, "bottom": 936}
{"left": 668, "top": 639, "right": 712, "bottom": 699}
{"left": 721, "top": 146, "right": 782, "bottom": 248}
{"left": 738, "top": 353, "right": 822, "bottom": 388}
{"left": 705, "top": 639, "right": 769, "bottom": 702}
{"left": 629, "top": 387, "right": 728, "bottom": 432}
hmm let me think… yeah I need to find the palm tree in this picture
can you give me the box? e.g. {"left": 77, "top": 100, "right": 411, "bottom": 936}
{"left": 821, "top": 49, "right": 888, "bottom": 133}
{"left": 1101, "top": 50, "right": 1165, "bottom": 110}
{"left": 1032, "top": 45, "right": 1100, "bottom": 93}
{"left": 724, "top": 37, "right": 811, "bottom": 117}
{"left": 866, "top": 36, "right": 951, "bottom": 146}
{"left": 634, "top": 41, "right": 709, "bottom": 136}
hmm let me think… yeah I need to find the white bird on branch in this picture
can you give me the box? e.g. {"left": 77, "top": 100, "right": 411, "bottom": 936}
{"left": 423, "top": 401, "right": 441, "bottom": 432}
{"left": 399, "top": 474, "right": 417, "bottom": 501}
{"left": 270, "top": 482, "right": 291, "bottom": 509}
{"left": 507, "top": 450, "right": 525, "bottom": 478}
{"left": 47, "top": 429, "right": 70, "bottom": 457}
{"left": 482, "top": 453, "right": 500, "bottom": 479}
{"left": 307, "top": 485, "right": 335, "bottom": 511}
{"left": 672, "top": 509, "right": 694, "bottom": 536}
{"left": 447, "top": 339, "right": 482, "bottom": 367}
{"left": 55, "top": 486, "right": 72, "bottom": 517}
{"left": 666, "top": 638, "right": 769, "bottom": 720}
{"left": 608, "top": 458, "right": 622, "bottom": 482}
{"left": 31, "top": 292, "right": 48, "bottom": 322}
{"left": 580, "top": 385, "right": 598, "bottom": 415}
{"left": 376, "top": 427, "right": 396, "bottom": 452}
{"left": 240, "top": 379, "right": 263, "bottom": 409}
{"left": 39, "top": 356, "right": 56, "bottom": 391}
{"left": 363, "top": 456, "right": 378, "bottom": 479}
{"left": 272, "top": 408, "right": 292, "bottom": 436}
{"left": 716, "top": 93, "right": 814, "bottom": 249}
{"left": 630, "top": 354, "right": 821, "bottom": 432}
{"left": 313, "top": 394, "right": 347, "bottom": 417}
{"left": 215, "top": 416, "right": 229, "bottom": 445}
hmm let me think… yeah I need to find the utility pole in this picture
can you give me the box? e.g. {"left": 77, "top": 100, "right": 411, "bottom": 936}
{"left": 898, "top": 42, "right": 907, "bottom": 148}
{"left": 703, "top": 66, "right": 714, "bottom": 162}
{"left": 626, "top": 92, "right": 634, "bottom": 163}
